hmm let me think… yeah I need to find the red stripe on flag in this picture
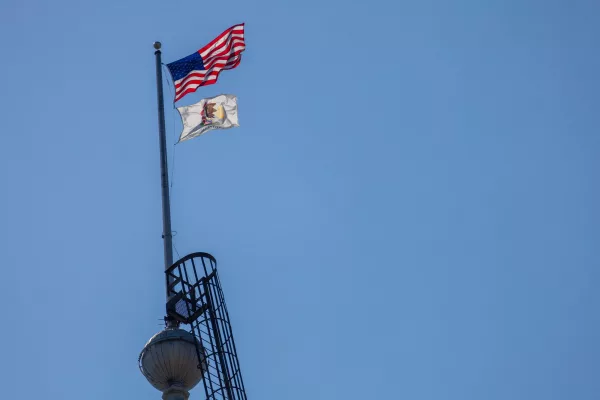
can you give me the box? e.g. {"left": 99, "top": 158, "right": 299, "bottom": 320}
{"left": 199, "top": 24, "right": 245, "bottom": 56}
{"left": 174, "top": 56, "right": 239, "bottom": 90}
{"left": 202, "top": 35, "right": 245, "bottom": 62}
{"left": 202, "top": 51, "right": 242, "bottom": 71}
{"left": 174, "top": 78, "right": 218, "bottom": 101}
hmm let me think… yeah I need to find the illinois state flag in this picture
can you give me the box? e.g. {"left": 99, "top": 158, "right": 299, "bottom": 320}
{"left": 167, "top": 24, "right": 245, "bottom": 102}
{"left": 177, "top": 94, "right": 239, "bottom": 142}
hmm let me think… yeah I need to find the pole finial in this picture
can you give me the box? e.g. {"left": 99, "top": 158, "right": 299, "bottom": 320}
{"left": 153, "top": 41, "right": 162, "bottom": 50}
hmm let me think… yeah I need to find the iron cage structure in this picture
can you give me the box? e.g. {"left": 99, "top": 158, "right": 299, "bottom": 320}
{"left": 165, "top": 252, "right": 248, "bottom": 400}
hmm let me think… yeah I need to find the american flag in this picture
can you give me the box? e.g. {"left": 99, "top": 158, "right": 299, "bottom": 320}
{"left": 167, "top": 24, "right": 245, "bottom": 102}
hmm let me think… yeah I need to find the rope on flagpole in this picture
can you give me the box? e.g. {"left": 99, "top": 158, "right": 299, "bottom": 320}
{"left": 162, "top": 64, "right": 177, "bottom": 109}
{"left": 162, "top": 64, "right": 178, "bottom": 189}
{"left": 170, "top": 142, "right": 177, "bottom": 189}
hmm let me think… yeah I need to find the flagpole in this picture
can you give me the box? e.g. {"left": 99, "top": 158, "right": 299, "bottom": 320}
{"left": 153, "top": 41, "right": 174, "bottom": 300}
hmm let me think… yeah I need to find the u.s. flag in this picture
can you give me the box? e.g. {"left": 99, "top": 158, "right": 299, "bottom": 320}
{"left": 167, "top": 24, "right": 245, "bottom": 102}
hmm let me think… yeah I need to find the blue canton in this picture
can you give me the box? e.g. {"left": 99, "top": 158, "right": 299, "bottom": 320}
{"left": 167, "top": 52, "right": 205, "bottom": 81}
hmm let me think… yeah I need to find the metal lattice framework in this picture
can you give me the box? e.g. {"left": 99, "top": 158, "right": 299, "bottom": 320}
{"left": 166, "top": 252, "right": 247, "bottom": 400}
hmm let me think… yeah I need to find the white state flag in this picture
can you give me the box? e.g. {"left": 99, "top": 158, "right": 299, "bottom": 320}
{"left": 176, "top": 94, "right": 239, "bottom": 142}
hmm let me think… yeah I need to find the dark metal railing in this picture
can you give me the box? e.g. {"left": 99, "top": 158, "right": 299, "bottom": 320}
{"left": 166, "top": 252, "right": 248, "bottom": 400}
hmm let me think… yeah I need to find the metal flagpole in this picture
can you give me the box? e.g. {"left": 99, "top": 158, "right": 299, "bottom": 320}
{"left": 153, "top": 41, "right": 174, "bottom": 300}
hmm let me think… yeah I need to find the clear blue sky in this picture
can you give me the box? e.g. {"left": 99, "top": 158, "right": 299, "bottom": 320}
{"left": 1, "top": 0, "right": 599, "bottom": 399}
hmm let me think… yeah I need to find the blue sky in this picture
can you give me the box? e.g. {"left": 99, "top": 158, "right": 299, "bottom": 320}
{"left": 1, "top": 0, "right": 599, "bottom": 399}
